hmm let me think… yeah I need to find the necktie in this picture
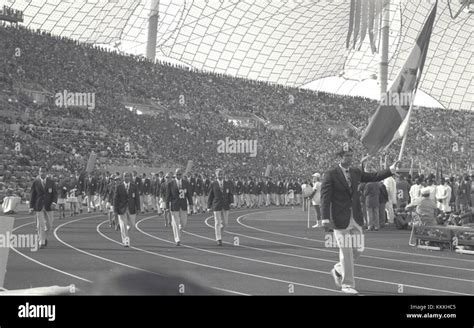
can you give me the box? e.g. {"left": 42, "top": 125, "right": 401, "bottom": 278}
{"left": 344, "top": 169, "right": 351, "bottom": 188}
{"left": 126, "top": 184, "right": 129, "bottom": 193}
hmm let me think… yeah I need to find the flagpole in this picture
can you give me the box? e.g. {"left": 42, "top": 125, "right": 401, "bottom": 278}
{"left": 398, "top": 101, "right": 414, "bottom": 161}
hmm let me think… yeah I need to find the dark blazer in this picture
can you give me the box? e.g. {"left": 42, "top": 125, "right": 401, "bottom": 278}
{"left": 30, "top": 177, "right": 58, "bottom": 212}
{"left": 204, "top": 179, "right": 211, "bottom": 196}
{"left": 114, "top": 182, "right": 140, "bottom": 215}
{"left": 143, "top": 178, "right": 151, "bottom": 195}
{"left": 134, "top": 176, "right": 143, "bottom": 194}
{"left": 208, "top": 180, "right": 234, "bottom": 211}
{"left": 106, "top": 180, "right": 116, "bottom": 204}
{"left": 85, "top": 177, "right": 97, "bottom": 195}
{"left": 166, "top": 179, "right": 193, "bottom": 211}
{"left": 195, "top": 178, "right": 203, "bottom": 196}
{"left": 153, "top": 178, "right": 163, "bottom": 197}
{"left": 159, "top": 182, "right": 167, "bottom": 199}
{"left": 77, "top": 173, "right": 85, "bottom": 194}
{"left": 321, "top": 166, "right": 392, "bottom": 229}
{"left": 189, "top": 177, "right": 196, "bottom": 195}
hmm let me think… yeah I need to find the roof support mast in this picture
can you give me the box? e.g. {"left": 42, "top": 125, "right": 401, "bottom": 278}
{"left": 146, "top": 0, "right": 160, "bottom": 62}
{"left": 380, "top": 0, "right": 390, "bottom": 95}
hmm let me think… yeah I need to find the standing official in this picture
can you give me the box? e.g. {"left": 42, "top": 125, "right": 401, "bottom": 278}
{"left": 114, "top": 172, "right": 140, "bottom": 247}
{"left": 311, "top": 173, "right": 322, "bottom": 228}
{"left": 409, "top": 178, "right": 422, "bottom": 205}
{"left": 435, "top": 178, "right": 452, "bottom": 212}
{"left": 383, "top": 175, "right": 397, "bottom": 224}
{"left": 29, "top": 167, "right": 58, "bottom": 249}
{"left": 166, "top": 168, "right": 193, "bottom": 246}
{"left": 208, "top": 169, "right": 234, "bottom": 246}
{"left": 321, "top": 146, "right": 398, "bottom": 294}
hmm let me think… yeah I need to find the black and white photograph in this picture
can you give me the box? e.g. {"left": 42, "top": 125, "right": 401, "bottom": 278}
{"left": 0, "top": 0, "right": 472, "bottom": 325}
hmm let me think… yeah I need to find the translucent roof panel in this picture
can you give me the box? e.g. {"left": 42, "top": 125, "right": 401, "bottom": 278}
{"left": 2, "top": 0, "right": 472, "bottom": 110}
{"left": 2, "top": 0, "right": 142, "bottom": 44}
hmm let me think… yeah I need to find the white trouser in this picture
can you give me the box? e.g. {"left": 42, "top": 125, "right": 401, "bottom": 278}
{"left": 385, "top": 201, "right": 395, "bottom": 223}
{"left": 140, "top": 195, "right": 148, "bottom": 211}
{"left": 171, "top": 209, "right": 188, "bottom": 243}
{"left": 213, "top": 210, "right": 229, "bottom": 241}
{"left": 193, "top": 195, "right": 201, "bottom": 213}
{"left": 265, "top": 194, "right": 271, "bottom": 206}
{"left": 35, "top": 209, "right": 54, "bottom": 245}
{"left": 199, "top": 195, "right": 206, "bottom": 210}
{"left": 117, "top": 209, "right": 136, "bottom": 244}
{"left": 156, "top": 197, "right": 162, "bottom": 213}
{"left": 333, "top": 217, "right": 363, "bottom": 289}
{"left": 234, "top": 194, "right": 241, "bottom": 207}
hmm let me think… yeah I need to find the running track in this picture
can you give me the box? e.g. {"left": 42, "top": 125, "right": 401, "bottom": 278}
{"left": 4, "top": 207, "right": 474, "bottom": 295}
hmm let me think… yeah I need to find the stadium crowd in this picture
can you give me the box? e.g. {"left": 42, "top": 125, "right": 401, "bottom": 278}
{"left": 0, "top": 24, "right": 472, "bottom": 215}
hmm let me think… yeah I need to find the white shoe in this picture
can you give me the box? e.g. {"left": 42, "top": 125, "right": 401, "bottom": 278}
{"left": 123, "top": 238, "right": 130, "bottom": 247}
{"left": 341, "top": 287, "right": 358, "bottom": 294}
{"left": 312, "top": 223, "right": 320, "bottom": 228}
{"left": 330, "top": 269, "right": 342, "bottom": 288}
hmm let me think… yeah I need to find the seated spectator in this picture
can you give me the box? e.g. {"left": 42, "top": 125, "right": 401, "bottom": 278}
{"left": 2, "top": 189, "right": 21, "bottom": 214}
{"left": 407, "top": 187, "right": 439, "bottom": 226}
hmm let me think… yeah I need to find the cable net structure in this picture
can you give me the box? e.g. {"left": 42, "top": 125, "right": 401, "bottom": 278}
{"left": 3, "top": 0, "right": 472, "bottom": 111}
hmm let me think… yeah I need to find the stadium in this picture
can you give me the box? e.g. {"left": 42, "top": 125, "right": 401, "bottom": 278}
{"left": 0, "top": 0, "right": 473, "bottom": 300}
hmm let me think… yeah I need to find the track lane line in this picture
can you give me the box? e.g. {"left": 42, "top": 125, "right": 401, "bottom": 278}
{"left": 161, "top": 216, "right": 469, "bottom": 295}
{"left": 53, "top": 214, "right": 247, "bottom": 295}
{"left": 240, "top": 208, "right": 474, "bottom": 263}
{"left": 131, "top": 217, "right": 343, "bottom": 295}
{"left": 10, "top": 220, "right": 93, "bottom": 283}
{"left": 236, "top": 213, "right": 474, "bottom": 271}
{"left": 137, "top": 214, "right": 470, "bottom": 295}
{"left": 201, "top": 216, "right": 474, "bottom": 284}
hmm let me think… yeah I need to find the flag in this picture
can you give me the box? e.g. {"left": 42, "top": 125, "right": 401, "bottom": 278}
{"left": 347, "top": 0, "right": 383, "bottom": 53}
{"left": 369, "top": 0, "right": 381, "bottom": 53}
{"left": 86, "top": 152, "right": 97, "bottom": 173}
{"left": 265, "top": 165, "right": 272, "bottom": 177}
{"left": 361, "top": 1, "right": 437, "bottom": 154}
{"left": 184, "top": 160, "right": 193, "bottom": 176}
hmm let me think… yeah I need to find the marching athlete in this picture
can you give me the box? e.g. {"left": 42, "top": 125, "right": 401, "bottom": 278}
{"left": 114, "top": 172, "right": 140, "bottom": 247}
{"left": 166, "top": 168, "right": 193, "bottom": 246}
{"left": 160, "top": 173, "right": 172, "bottom": 227}
{"left": 321, "top": 145, "right": 399, "bottom": 294}
{"left": 29, "top": 167, "right": 58, "bottom": 249}
{"left": 208, "top": 168, "right": 234, "bottom": 246}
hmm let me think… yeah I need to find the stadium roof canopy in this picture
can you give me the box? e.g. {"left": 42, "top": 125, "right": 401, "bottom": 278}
{"left": 3, "top": 0, "right": 473, "bottom": 111}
